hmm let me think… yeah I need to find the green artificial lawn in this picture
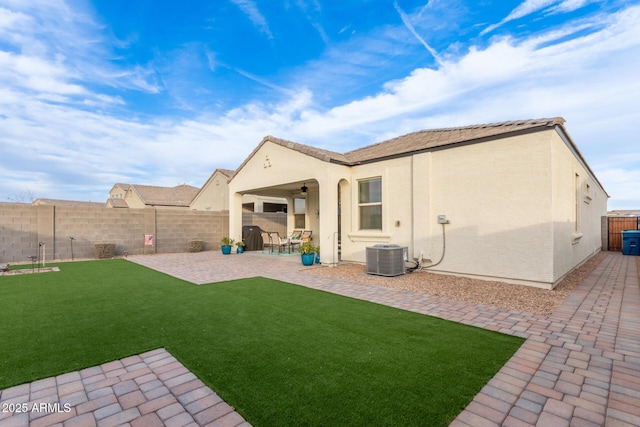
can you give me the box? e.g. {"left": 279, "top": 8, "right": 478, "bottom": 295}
{"left": 0, "top": 260, "right": 524, "bottom": 426}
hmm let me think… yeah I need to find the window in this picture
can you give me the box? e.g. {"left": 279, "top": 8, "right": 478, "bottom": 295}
{"left": 294, "top": 198, "right": 306, "bottom": 229}
{"left": 359, "top": 178, "right": 382, "bottom": 230}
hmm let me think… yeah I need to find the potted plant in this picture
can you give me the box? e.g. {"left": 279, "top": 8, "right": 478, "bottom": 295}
{"left": 300, "top": 241, "right": 318, "bottom": 266}
{"left": 220, "top": 237, "right": 235, "bottom": 255}
{"left": 236, "top": 241, "right": 246, "bottom": 254}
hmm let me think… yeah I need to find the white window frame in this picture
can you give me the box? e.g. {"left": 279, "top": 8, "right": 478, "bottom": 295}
{"left": 358, "top": 177, "right": 382, "bottom": 231}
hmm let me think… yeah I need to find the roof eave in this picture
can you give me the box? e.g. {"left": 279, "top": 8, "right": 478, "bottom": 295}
{"left": 554, "top": 124, "right": 609, "bottom": 198}
{"left": 350, "top": 123, "right": 561, "bottom": 165}
{"left": 229, "top": 136, "right": 348, "bottom": 183}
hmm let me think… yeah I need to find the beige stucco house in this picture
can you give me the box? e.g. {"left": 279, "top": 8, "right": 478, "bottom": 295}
{"left": 228, "top": 117, "right": 607, "bottom": 289}
{"left": 107, "top": 183, "right": 199, "bottom": 209}
{"left": 190, "top": 169, "right": 287, "bottom": 212}
{"left": 190, "top": 169, "right": 235, "bottom": 211}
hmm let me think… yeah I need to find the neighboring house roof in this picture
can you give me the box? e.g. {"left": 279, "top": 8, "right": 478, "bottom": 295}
{"left": 608, "top": 210, "right": 640, "bottom": 217}
{"left": 32, "top": 198, "right": 105, "bottom": 207}
{"left": 112, "top": 183, "right": 129, "bottom": 191}
{"left": 106, "top": 198, "right": 129, "bottom": 208}
{"left": 129, "top": 184, "right": 200, "bottom": 207}
{"left": 216, "top": 169, "right": 236, "bottom": 180}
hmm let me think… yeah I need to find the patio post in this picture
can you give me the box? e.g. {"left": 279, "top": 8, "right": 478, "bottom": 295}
{"left": 228, "top": 191, "right": 244, "bottom": 246}
{"left": 318, "top": 178, "right": 339, "bottom": 267}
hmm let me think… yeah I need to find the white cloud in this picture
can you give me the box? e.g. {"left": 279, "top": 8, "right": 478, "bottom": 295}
{"left": 503, "top": 0, "right": 557, "bottom": 20}
{"left": 550, "top": 0, "right": 593, "bottom": 14}
{"left": 393, "top": 1, "right": 442, "bottom": 65}
{"left": 479, "top": 0, "right": 597, "bottom": 35}
{"left": 0, "top": 0, "right": 163, "bottom": 98}
{"left": 594, "top": 167, "right": 640, "bottom": 209}
{"left": 481, "top": 0, "right": 552, "bottom": 35}
{"left": 0, "top": 52, "right": 85, "bottom": 95}
{"left": 0, "top": 1, "right": 638, "bottom": 209}
{"left": 0, "top": 6, "right": 30, "bottom": 31}
{"left": 229, "top": 0, "right": 273, "bottom": 39}
{"left": 293, "top": 0, "right": 328, "bottom": 44}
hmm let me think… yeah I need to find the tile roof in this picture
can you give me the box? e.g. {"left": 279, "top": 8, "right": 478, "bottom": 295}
{"left": 130, "top": 184, "right": 200, "bottom": 207}
{"left": 343, "top": 117, "right": 565, "bottom": 163}
{"left": 230, "top": 117, "right": 605, "bottom": 196}
{"left": 237, "top": 135, "right": 351, "bottom": 171}
{"left": 264, "top": 136, "right": 351, "bottom": 164}
{"left": 243, "top": 118, "right": 565, "bottom": 170}
{"left": 216, "top": 169, "right": 236, "bottom": 179}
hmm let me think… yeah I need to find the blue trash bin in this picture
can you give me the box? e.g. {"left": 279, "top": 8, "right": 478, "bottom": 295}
{"left": 621, "top": 230, "right": 640, "bottom": 256}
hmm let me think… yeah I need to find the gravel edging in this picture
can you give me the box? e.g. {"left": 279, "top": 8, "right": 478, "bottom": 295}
{"left": 305, "top": 252, "right": 606, "bottom": 316}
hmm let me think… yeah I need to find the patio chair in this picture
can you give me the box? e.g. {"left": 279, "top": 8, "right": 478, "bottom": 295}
{"left": 301, "top": 230, "right": 312, "bottom": 242}
{"left": 261, "top": 231, "right": 274, "bottom": 253}
{"left": 289, "top": 230, "right": 304, "bottom": 252}
{"left": 269, "top": 232, "right": 291, "bottom": 254}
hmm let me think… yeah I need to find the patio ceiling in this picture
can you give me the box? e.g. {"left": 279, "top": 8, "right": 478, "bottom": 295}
{"left": 240, "top": 180, "right": 319, "bottom": 198}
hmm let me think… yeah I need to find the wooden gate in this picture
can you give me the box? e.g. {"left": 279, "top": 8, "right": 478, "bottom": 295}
{"left": 608, "top": 217, "right": 640, "bottom": 251}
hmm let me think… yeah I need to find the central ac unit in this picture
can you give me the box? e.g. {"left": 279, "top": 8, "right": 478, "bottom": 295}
{"left": 366, "top": 244, "right": 407, "bottom": 276}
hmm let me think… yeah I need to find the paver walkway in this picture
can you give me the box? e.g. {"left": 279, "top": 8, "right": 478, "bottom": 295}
{"left": 1, "top": 250, "right": 638, "bottom": 426}
{"left": 0, "top": 349, "right": 250, "bottom": 427}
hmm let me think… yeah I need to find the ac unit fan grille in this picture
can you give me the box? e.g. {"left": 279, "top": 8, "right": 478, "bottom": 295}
{"left": 366, "top": 245, "right": 407, "bottom": 276}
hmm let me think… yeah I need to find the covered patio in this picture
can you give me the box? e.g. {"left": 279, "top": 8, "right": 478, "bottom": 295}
{"left": 227, "top": 136, "right": 353, "bottom": 267}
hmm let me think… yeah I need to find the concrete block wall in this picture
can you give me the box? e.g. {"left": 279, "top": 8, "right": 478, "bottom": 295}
{"left": 54, "top": 206, "right": 146, "bottom": 259}
{"left": 156, "top": 209, "right": 228, "bottom": 253}
{"left": 0, "top": 202, "right": 39, "bottom": 262}
{"left": 0, "top": 203, "right": 230, "bottom": 263}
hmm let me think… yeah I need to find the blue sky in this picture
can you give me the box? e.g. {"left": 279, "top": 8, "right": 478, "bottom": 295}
{"left": 0, "top": 0, "right": 638, "bottom": 209}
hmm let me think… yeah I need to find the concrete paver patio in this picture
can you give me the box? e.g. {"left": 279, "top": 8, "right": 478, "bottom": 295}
{"left": 1, "top": 250, "right": 638, "bottom": 426}
{"left": 0, "top": 348, "right": 248, "bottom": 427}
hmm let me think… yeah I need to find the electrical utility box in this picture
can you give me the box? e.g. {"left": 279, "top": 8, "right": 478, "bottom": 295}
{"left": 366, "top": 244, "right": 407, "bottom": 276}
{"left": 438, "top": 215, "right": 450, "bottom": 224}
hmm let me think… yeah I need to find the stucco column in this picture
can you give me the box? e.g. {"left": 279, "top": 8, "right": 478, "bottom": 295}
{"left": 318, "top": 179, "right": 339, "bottom": 266}
{"left": 228, "top": 192, "right": 244, "bottom": 244}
